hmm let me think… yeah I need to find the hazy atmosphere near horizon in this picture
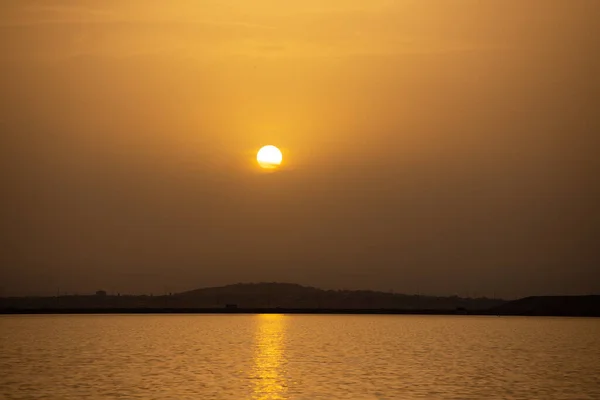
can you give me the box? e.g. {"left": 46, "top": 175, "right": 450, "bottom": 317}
{"left": 1, "top": 1, "right": 598, "bottom": 299}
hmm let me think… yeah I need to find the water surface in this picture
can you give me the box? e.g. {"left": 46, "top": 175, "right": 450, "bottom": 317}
{"left": 1, "top": 315, "right": 599, "bottom": 399}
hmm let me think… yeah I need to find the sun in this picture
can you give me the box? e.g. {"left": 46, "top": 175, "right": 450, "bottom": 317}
{"left": 257, "top": 145, "right": 283, "bottom": 169}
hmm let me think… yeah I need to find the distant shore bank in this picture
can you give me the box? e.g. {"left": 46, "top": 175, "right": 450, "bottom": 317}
{"left": 1, "top": 307, "right": 598, "bottom": 317}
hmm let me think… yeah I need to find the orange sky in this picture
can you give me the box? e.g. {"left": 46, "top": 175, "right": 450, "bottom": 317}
{"left": 1, "top": 1, "right": 598, "bottom": 297}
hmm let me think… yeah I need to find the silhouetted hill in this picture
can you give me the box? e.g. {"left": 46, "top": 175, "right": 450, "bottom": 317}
{"left": 0, "top": 282, "right": 503, "bottom": 311}
{"left": 177, "top": 282, "right": 502, "bottom": 310}
{"left": 491, "top": 295, "right": 600, "bottom": 317}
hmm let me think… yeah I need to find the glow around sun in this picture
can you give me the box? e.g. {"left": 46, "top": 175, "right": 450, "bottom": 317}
{"left": 257, "top": 145, "right": 283, "bottom": 169}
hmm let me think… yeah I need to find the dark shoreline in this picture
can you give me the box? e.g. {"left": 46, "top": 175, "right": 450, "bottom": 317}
{"left": 1, "top": 308, "right": 597, "bottom": 317}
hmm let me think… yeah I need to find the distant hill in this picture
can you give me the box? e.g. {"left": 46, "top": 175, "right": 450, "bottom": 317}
{"left": 177, "top": 282, "right": 502, "bottom": 310}
{"left": 491, "top": 295, "right": 600, "bottom": 317}
{"left": 0, "top": 282, "right": 503, "bottom": 311}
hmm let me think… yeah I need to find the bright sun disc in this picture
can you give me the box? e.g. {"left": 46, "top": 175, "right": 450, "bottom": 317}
{"left": 257, "top": 145, "right": 283, "bottom": 169}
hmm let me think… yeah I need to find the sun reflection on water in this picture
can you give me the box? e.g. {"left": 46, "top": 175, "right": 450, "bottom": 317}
{"left": 251, "top": 314, "right": 288, "bottom": 400}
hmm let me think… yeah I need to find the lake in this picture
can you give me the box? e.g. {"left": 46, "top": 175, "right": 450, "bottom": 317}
{"left": 1, "top": 315, "right": 599, "bottom": 399}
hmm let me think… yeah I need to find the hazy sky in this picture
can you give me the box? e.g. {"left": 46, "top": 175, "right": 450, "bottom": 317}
{"left": 1, "top": 1, "right": 598, "bottom": 298}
